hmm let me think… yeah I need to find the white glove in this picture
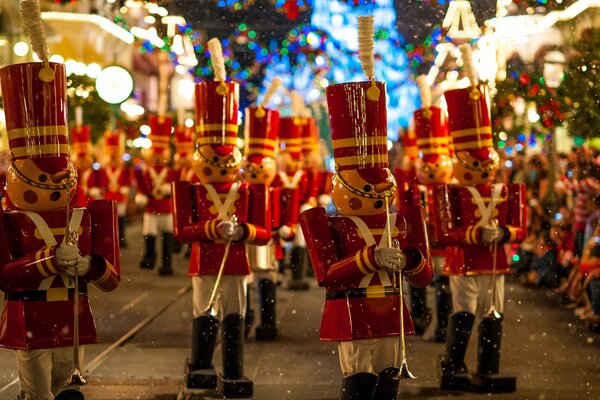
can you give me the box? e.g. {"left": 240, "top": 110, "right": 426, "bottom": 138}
{"left": 318, "top": 194, "right": 332, "bottom": 208}
{"left": 65, "top": 255, "right": 91, "bottom": 277}
{"left": 278, "top": 225, "right": 293, "bottom": 239}
{"left": 119, "top": 186, "right": 131, "bottom": 197}
{"left": 160, "top": 183, "right": 172, "bottom": 197}
{"left": 482, "top": 226, "right": 503, "bottom": 244}
{"left": 88, "top": 186, "right": 102, "bottom": 199}
{"left": 217, "top": 220, "right": 236, "bottom": 240}
{"left": 231, "top": 226, "right": 244, "bottom": 241}
{"left": 299, "top": 202, "right": 313, "bottom": 214}
{"left": 55, "top": 243, "right": 80, "bottom": 270}
{"left": 374, "top": 248, "right": 406, "bottom": 272}
{"left": 135, "top": 193, "right": 149, "bottom": 208}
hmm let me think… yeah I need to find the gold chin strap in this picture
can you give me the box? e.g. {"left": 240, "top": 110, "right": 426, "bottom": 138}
{"left": 334, "top": 165, "right": 397, "bottom": 200}
{"left": 196, "top": 148, "right": 240, "bottom": 169}
{"left": 454, "top": 151, "right": 498, "bottom": 173}
{"left": 9, "top": 160, "right": 78, "bottom": 190}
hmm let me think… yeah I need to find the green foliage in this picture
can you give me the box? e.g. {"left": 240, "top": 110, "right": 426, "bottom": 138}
{"left": 560, "top": 28, "right": 600, "bottom": 139}
{"left": 66, "top": 75, "right": 111, "bottom": 144}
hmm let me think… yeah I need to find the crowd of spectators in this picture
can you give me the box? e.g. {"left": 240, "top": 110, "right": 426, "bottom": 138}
{"left": 503, "top": 146, "right": 600, "bottom": 332}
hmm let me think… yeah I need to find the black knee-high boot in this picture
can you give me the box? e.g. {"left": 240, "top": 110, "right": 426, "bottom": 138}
{"left": 217, "top": 314, "right": 252, "bottom": 398}
{"left": 118, "top": 216, "right": 127, "bottom": 248}
{"left": 186, "top": 315, "right": 220, "bottom": 389}
{"left": 373, "top": 367, "right": 400, "bottom": 400}
{"left": 471, "top": 315, "right": 516, "bottom": 393}
{"left": 440, "top": 311, "right": 475, "bottom": 391}
{"left": 434, "top": 275, "right": 452, "bottom": 343}
{"left": 244, "top": 288, "right": 254, "bottom": 339}
{"left": 340, "top": 372, "right": 379, "bottom": 400}
{"left": 256, "top": 279, "right": 278, "bottom": 341}
{"left": 54, "top": 389, "right": 84, "bottom": 400}
{"left": 158, "top": 232, "right": 173, "bottom": 275}
{"left": 140, "top": 235, "right": 156, "bottom": 269}
{"left": 289, "top": 246, "right": 309, "bottom": 291}
{"left": 409, "top": 285, "right": 431, "bottom": 335}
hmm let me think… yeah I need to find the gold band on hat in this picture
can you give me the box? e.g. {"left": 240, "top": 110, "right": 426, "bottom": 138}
{"left": 11, "top": 144, "right": 70, "bottom": 158}
{"left": 332, "top": 136, "right": 388, "bottom": 150}
{"left": 196, "top": 136, "right": 238, "bottom": 146}
{"left": 450, "top": 126, "right": 492, "bottom": 138}
{"left": 248, "top": 148, "right": 276, "bottom": 158}
{"left": 453, "top": 139, "right": 493, "bottom": 151}
{"left": 8, "top": 125, "right": 68, "bottom": 140}
{"left": 196, "top": 123, "right": 238, "bottom": 135}
{"left": 416, "top": 137, "right": 448, "bottom": 146}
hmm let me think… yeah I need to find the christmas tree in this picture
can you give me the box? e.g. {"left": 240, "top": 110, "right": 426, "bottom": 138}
{"left": 560, "top": 28, "right": 600, "bottom": 139}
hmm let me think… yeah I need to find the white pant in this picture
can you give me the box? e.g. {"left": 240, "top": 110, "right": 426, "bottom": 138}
{"left": 117, "top": 202, "right": 127, "bottom": 217}
{"left": 142, "top": 212, "right": 173, "bottom": 236}
{"left": 450, "top": 275, "right": 505, "bottom": 320}
{"left": 192, "top": 275, "right": 246, "bottom": 319}
{"left": 15, "top": 347, "right": 84, "bottom": 400}
{"left": 338, "top": 337, "right": 398, "bottom": 376}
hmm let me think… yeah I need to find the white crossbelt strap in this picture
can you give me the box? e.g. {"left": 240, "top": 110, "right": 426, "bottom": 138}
{"left": 149, "top": 166, "right": 169, "bottom": 198}
{"left": 466, "top": 184, "right": 503, "bottom": 227}
{"left": 21, "top": 209, "right": 85, "bottom": 290}
{"left": 347, "top": 215, "right": 397, "bottom": 288}
{"left": 81, "top": 169, "right": 91, "bottom": 191}
{"left": 278, "top": 170, "right": 304, "bottom": 189}
{"left": 203, "top": 181, "right": 241, "bottom": 220}
{"left": 106, "top": 166, "right": 122, "bottom": 193}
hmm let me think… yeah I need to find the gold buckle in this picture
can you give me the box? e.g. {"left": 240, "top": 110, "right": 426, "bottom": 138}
{"left": 46, "top": 288, "right": 69, "bottom": 302}
{"left": 366, "top": 285, "right": 386, "bottom": 298}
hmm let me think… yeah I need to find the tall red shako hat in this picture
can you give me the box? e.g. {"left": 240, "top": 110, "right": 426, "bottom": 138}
{"left": 174, "top": 125, "right": 195, "bottom": 158}
{"left": 195, "top": 38, "right": 239, "bottom": 157}
{"left": 301, "top": 117, "right": 319, "bottom": 158}
{"left": 278, "top": 117, "right": 302, "bottom": 161}
{"left": 103, "top": 130, "right": 123, "bottom": 155}
{"left": 327, "top": 80, "right": 389, "bottom": 184}
{"left": 0, "top": 62, "right": 69, "bottom": 173}
{"left": 414, "top": 107, "right": 450, "bottom": 163}
{"left": 70, "top": 125, "right": 92, "bottom": 159}
{"left": 444, "top": 44, "right": 493, "bottom": 161}
{"left": 244, "top": 106, "right": 279, "bottom": 163}
{"left": 402, "top": 127, "right": 418, "bottom": 162}
{"left": 148, "top": 115, "right": 173, "bottom": 155}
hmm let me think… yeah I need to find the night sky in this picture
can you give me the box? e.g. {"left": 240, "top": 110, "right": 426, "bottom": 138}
{"left": 172, "top": 0, "right": 499, "bottom": 46}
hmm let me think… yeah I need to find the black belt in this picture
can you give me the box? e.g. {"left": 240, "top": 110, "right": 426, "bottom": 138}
{"left": 326, "top": 287, "right": 400, "bottom": 300}
{"left": 6, "top": 287, "right": 88, "bottom": 302}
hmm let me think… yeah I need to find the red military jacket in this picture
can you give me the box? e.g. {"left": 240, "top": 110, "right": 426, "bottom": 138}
{"left": 96, "top": 165, "right": 131, "bottom": 204}
{"left": 299, "top": 205, "right": 433, "bottom": 341}
{"left": 272, "top": 170, "right": 307, "bottom": 231}
{"left": 394, "top": 167, "right": 418, "bottom": 209}
{"left": 74, "top": 168, "right": 99, "bottom": 207}
{"left": 432, "top": 183, "right": 526, "bottom": 275}
{"left": 0, "top": 200, "right": 120, "bottom": 350}
{"left": 172, "top": 181, "right": 271, "bottom": 276}
{"left": 410, "top": 184, "right": 456, "bottom": 258}
{"left": 134, "top": 164, "right": 178, "bottom": 214}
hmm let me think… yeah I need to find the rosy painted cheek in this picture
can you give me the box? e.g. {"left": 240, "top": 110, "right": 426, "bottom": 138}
{"left": 348, "top": 197, "right": 362, "bottom": 210}
{"left": 24, "top": 190, "right": 38, "bottom": 204}
{"left": 203, "top": 167, "right": 213, "bottom": 177}
{"left": 463, "top": 172, "right": 473, "bottom": 182}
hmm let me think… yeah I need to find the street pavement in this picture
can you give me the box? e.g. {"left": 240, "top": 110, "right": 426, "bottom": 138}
{"left": 1, "top": 220, "right": 599, "bottom": 400}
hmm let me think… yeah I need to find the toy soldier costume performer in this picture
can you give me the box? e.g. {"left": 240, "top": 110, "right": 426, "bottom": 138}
{"left": 135, "top": 115, "right": 178, "bottom": 276}
{"left": 272, "top": 116, "right": 308, "bottom": 290}
{"left": 408, "top": 85, "right": 455, "bottom": 341}
{"left": 0, "top": 61, "right": 120, "bottom": 400}
{"left": 172, "top": 74, "right": 271, "bottom": 397}
{"left": 300, "top": 79, "right": 433, "bottom": 400}
{"left": 241, "top": 103, "right": 281, "bottom": 341}
{"left": 96, "top": 130, "right": 131, "bottom": 248}
{"left": 433, "top": 83, "right": 526, "bottom": 393}
{"left": 70, "top": 124, "right": 98, "bottom": 207}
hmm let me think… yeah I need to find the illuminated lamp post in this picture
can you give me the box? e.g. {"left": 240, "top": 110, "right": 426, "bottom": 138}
{"left": 542, "top": 50, "right": 565, "bottom": 216}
